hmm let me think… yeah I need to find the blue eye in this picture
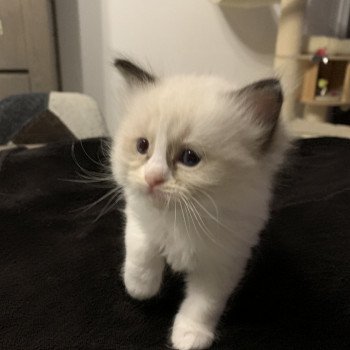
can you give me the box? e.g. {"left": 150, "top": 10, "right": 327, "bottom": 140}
{"left": 179, "top": 149, "right": 201, "bottom": 167}
{"left": 136, "top": 138, "right": 149, "bottom": 154}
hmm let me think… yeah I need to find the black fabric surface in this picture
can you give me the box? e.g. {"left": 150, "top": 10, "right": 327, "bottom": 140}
{"left": 0, "top": 138, "right": 349, "bottom": 349}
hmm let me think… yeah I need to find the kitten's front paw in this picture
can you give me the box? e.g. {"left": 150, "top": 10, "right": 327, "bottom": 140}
{"left": 171, "top": 314, "right": 214, "bottom": 350}
{"left": 123, "top": 262, "right": 162, "bottom": 300}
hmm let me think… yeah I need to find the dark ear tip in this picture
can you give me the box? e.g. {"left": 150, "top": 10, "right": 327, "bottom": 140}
{"left": 113, "top": 58, "right": 156, "bottom": 84}
{"left": 253, "top": 79, "right": 283, "bottom": 103}
{"left": 253, "top": 79, "right": 282, "bottom": 91}
{"left": 114, "top": 58, "right": 133, "bottom": 70}
{"left": 114, "top": 58, "right": 123, "bottom": 67}
{"left": 237, "top": 78, "right": 283, "bottom": 105}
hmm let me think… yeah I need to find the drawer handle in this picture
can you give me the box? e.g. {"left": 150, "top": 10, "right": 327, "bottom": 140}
{"left": 0, "top": 19, "right": 3, "bottom": 36}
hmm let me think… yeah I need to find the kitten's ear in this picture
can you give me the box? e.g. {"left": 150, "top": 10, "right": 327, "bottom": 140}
{"left": 235, "top": 79, "right": 283, "bottom": 150}
{"left": 114, "top": 59, "right": 156, "bottom": 87}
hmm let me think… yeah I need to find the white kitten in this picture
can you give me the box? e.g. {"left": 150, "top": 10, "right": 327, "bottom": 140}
{"left": 111, "top": 59, "right": 290, "bottom": 350}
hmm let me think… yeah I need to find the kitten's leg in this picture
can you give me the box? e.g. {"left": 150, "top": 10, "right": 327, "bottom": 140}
{"left": 123, "top": 210, "right": 165, "bottom": 300}
{"left": 171, "top": 261, "right": 247, "bottom": 350}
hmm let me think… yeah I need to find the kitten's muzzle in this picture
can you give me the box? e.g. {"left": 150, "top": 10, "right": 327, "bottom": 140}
{"left": 145, "top": 172, "right": 165, "bottom": 191}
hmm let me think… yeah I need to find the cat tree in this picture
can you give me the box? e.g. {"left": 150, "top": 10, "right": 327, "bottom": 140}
{"left": 212, "top": 0, "right": 350, "bottom": 138}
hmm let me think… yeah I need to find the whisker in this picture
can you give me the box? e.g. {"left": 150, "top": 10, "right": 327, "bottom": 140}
{"left": 72, "top": 188, "right": 121, "bottom": 215}
{"left": 70, "top": 142, "right": 114, "bottom": 185}
{"left": 173, "top": 196, "right": 177, "bottom": 236}
{"left": 79, "top": 139, "right": 108, "bottom": 168}
{"left": 98, "top": 139, "right": 112, "bottom": 164}
{"left": 195, "top": 188, "right": 219, "bottom": 222}
{"left": 180, "top": 193, "right": 203, "bottom": 243}
{"left": 164, "top": 192, "right": 172, "bottom": 213}
{"left": 191, "top": 196, "right": 223, "bottom": 227}
{"left": 59, "top": 177, "right": 115, "bottom": 188}
{"left": 93, "top": 191, "right": 124, "bottom": 223}
{"left": 67, "top": 140, "right": 124, "bottom": 222}
{"left": 185, "top": 195, "right": 225, "bottom": 248}
{"left": 178, "top": 196, "right": 192, "bottom": 245}
{"left": 191, "top": 194, "right": 252, "bottom": 245}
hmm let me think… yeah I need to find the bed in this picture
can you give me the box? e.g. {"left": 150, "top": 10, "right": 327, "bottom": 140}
{"left": 0, "top": 93, "right": 349, "bottom": 349}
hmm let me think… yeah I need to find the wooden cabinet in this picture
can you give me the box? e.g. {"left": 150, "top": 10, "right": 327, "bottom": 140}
{"left": 0, "top": 73, "right": 30, "bottom": 97}
{"left": 0, "top": 0, "right": 58, "bottom": 100}
{"left": 0, "top": 0, "right": 27, "bottom": 69}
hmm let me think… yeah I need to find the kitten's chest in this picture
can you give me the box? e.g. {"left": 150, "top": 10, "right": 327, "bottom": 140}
{"left": 155, "top": 223, "right": 198, "bottom": 272}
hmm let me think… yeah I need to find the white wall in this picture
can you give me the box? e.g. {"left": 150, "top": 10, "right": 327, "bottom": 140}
{"left": 55, "top": 0, "right": 105, "bottom": 114}
{"left": 77, "top": 0, "right": 105, "bottom": 115}
{"left": 57, "top": 0, "right": 279, "bottom": 134}
{"left": 102, "top": 0, "right": 278, "bottom": 134}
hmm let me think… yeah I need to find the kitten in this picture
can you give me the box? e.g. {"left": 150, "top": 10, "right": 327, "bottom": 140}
{"left": 111, "top": 59, "right": 289, "bottom": 350}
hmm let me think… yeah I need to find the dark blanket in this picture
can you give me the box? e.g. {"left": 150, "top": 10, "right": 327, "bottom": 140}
{"left": 0, "top": 138, "right": 349, "bottom": 349}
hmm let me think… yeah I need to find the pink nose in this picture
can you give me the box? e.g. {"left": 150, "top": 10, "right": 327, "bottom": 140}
{"left": 145, "top": 173, "right": 165, "bottom": 190}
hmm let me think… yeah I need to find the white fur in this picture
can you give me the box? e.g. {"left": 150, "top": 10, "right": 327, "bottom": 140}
{"left": 111, "top": 74, "right": 289, "bottom": 350}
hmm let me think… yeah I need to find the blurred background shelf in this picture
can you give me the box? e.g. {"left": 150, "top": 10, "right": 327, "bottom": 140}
{"left": 215, "top": 0, "right": 350, "bottom": 137}
{"left": 300, "top": 55, "right": 350, "bottom": 118}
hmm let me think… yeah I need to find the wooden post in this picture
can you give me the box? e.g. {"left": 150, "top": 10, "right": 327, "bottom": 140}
{"left": 274, "top": 0, "right": 307, "bottom": 122}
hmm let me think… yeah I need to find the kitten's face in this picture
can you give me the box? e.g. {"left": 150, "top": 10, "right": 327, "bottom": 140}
{"left": 111, "top": 61, "right": 283, "bottom": 209}
{"left": 113, "top": 77, "right": 233, "bottom": 206}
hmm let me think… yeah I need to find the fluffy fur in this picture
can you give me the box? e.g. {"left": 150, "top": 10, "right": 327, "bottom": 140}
{"left": 111, "top": 60, "right": 290, "bottom": 350}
